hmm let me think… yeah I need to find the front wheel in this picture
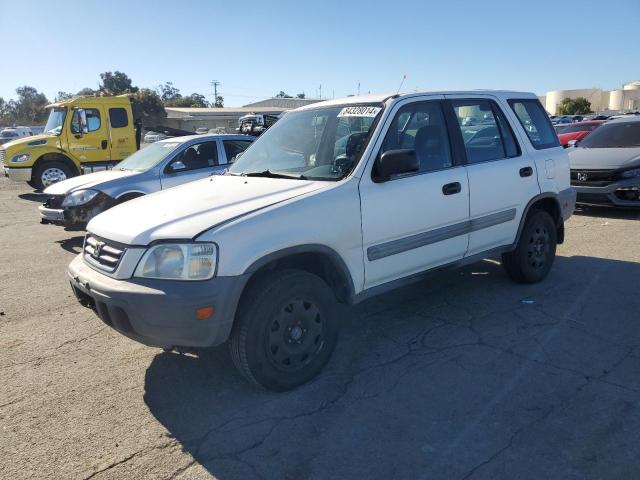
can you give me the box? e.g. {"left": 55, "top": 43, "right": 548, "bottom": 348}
{"left": 229, "top": 269, "right": 339, "bottom": 391}
{"left": 32, "top": 161, "right": 74, "bottom": 191}
{"left": 502, "top": 209, "right": 557, "bottom": 283}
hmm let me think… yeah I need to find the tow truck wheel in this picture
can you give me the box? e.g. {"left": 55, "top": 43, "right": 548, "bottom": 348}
{"left": 32, "top": 161, "right": 73, "bottom": 191}
{"left": 229, "top": 269, "right": 339, "bottom": 391}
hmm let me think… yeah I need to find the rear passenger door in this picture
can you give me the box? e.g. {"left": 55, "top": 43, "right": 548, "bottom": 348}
{"left": 446, "top": 95, "right": 540, "bottom": 255}
{"left": 160, "top": 141, "right": 221, "bottom": 189}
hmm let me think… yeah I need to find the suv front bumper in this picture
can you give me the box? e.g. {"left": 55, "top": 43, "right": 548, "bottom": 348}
{"left": 3, "top": 166, "right": 32, "bottom": 182}
{"left": 573, "top": 178, "right": 640, "bottom": 207}
{"left": 68, "top": 254, "right": 249, "bottom": 348}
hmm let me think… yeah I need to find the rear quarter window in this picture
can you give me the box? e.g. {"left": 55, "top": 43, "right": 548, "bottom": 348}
{"left": 508, "top": 99, "right": 559, "bottom": 150}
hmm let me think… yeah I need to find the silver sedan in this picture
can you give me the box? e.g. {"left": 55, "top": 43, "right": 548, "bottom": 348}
{"left": 38, "top": 134, "right": 254, "bottom": 229}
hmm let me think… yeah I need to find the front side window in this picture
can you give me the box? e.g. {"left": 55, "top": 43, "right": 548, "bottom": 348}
{"left": 228, "top": 104, "right": 382, "bottom": 180}
{"left": 168, "top": 141, "right": 219, "bottom": 171}
{"left": 509, "top": 99, "right": 559, "bottom": 149}
{"left": 378, "top": 101, "right": 452, "bottom": 174}
{"left": 223, "top": 140, "right": 253, "bottom": 163}
{"left": 70, "top": 108, "right": 101, "bottom": 134}
{"left": 44, "top": 108, "right": 67, "bottom": 135}
{"left": 579, "top": 122, "right": 640, "bottom": 148}
{"left": 452, "top": 99, "right": 519, "bottom": 163}
{"left": 109, "top": 108, "right": 128, "bottom": 128}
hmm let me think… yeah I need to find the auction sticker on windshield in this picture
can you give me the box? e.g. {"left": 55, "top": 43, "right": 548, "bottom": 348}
{"left": 338, "top": 106, "right": 381, "bottom": 117}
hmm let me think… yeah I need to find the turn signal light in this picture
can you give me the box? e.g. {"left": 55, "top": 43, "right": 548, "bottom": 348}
{"left": 196, "top": 306, "right": 214, "bottom": 321}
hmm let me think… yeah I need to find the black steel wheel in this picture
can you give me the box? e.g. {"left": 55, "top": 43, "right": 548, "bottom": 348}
{"left": 502, "top": 209, "right": 557, "bottom": 283}
{"left": 230, "top": 269, "right": 338, "bottom": 391}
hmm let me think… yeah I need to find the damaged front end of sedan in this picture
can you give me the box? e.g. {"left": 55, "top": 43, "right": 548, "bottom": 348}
{"left": 39, "top": 190, "right": 118, "bottom": 230}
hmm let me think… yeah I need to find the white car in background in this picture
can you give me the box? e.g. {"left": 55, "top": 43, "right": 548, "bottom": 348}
{"left": 0, "top": 126, "right": 33, "bottom": 145}
{"left": 143, "top": 131, "right": 167, "bottom": 143}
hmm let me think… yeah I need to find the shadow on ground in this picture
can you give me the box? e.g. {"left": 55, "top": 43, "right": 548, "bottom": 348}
{"left": 574, "top": 204, "right": 640, "bottom": 220}
{"left": 144, "top": 256, "right": 640, "bottom": 479}
{"left": 18, "top": 192, "right": 47, "bottom": 202}
{"left": 56, "top": 236, "right": 84, "bottom": 254}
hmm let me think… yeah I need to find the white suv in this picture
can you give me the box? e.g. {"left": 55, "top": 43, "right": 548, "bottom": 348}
{"left": 68, "top": 91, "right": 576, "bottom": 391}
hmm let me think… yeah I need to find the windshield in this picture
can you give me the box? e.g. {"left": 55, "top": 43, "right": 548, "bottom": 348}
{"left": 44, "top": 108, "right": 67, "bottom": 135}
{"left": 579, "top": 122, "right": 640, "bottom": 148}
{"left": 0, "top": 131, "right": 18, "bottom": 138}
{"left": 228, "top": 104, "right": 382, "bottom": 180}
{"left": 117, "top": 141, "right": 181, "bottom": 171}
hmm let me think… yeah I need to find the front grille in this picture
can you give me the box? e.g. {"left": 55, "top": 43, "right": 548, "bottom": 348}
{"left": 83, "top": 234, "right": 126, "bottom": 272}
{"left": 570, "top": 169, "right": 618, "bottom": 187}
{"left": 0, "top": 148, "right": 5, "bottom": 165}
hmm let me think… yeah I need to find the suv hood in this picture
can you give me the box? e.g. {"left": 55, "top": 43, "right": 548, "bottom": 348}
{"left": 43, "top": 169, "right": 138, "bottom": 195}
{"left": 87, "top": 175, "right": 329, "bottom": 245}
{"left": 568, "top": 146, "right": 640, "bottom": 170}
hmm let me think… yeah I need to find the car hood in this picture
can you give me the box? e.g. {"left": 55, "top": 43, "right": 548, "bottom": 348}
{"left": 568, "top": 147, "right": 640, "bottom": 170}
{"left": 43, "top": 170, "right": 138, "bottom": 195}
{"left": 87, "top": 175, "right": 329, "bottom": 245}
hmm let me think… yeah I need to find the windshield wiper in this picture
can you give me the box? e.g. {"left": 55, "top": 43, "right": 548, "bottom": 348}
{"left": 243, "top": 170, "right": 308, "bottom": 180}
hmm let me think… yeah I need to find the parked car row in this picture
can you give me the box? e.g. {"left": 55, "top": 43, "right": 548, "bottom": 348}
{"left": 0, "top": 126, "right": 33, "bottom": 145}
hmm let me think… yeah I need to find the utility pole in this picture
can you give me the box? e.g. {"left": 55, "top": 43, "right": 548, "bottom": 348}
{"left": 357, "top": 82, "right": 360, "bottom": 95}
{"left": 211, "top": 80, "right": 220, "bottom": 106}
{"left": 319, "top": 84, "right": 322, "bottom": 99}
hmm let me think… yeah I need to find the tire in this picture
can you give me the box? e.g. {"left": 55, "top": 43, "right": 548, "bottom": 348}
{"left": 502, "top": 209, "right": 557, "bottom": 284}
{"left": 32, "top": 161, "right": 74, "bottom": 191}
{"left": 229, "top": 269, "right": 339, "bottom": 391}
{"left": 26, "top": 180, "right": 38, "bottom": 190}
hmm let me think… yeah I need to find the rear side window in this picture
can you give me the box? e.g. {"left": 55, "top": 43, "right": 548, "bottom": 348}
{"left": 508, "top": 99, "right": 559, "bottom": 149}
{"left": 109, "top": 108, "right": 128, "bottom": 128}
{"left": 451, "top": 99, "right": 520, "bottom": 164}
{"left": 223, "top": 140, "right": 253, "bottom": 163}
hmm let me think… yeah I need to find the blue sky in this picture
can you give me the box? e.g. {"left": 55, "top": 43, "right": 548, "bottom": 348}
{"left": 1, "top": 0, "right": 638, "bottom": 106}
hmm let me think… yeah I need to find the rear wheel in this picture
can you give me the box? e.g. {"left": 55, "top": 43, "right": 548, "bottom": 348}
{"left": 32, "top": 161, "right": 74, "bottom": 191}
{"left": 502, "top": 210, "right": 557, "bottom": 283}
{"left": 229, "top": 269, "right": 339, "bottom": 391}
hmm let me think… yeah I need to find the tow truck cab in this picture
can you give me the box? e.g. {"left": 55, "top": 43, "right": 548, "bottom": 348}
{"left": 1, "top": 95, "right": 137, "bottom": 190}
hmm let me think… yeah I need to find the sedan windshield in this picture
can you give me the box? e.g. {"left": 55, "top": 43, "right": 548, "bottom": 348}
{"left": 44, "top": 108, "right": 67, "bottom": 135}
{"left": 117, "top": 141, "right": 181, "bottom": 171}
{"left": 580, "top": 122, "right": 640, "bottom": 148}
{"left": 228, "top": 104, "right": 382, "bottom": 180}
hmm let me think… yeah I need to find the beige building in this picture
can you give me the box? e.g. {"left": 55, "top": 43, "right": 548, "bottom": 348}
{"left": 541, "top": 81, "right": 640, "bottom": 115}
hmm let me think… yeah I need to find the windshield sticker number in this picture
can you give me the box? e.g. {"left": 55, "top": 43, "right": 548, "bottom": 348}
{"left": 338, "top": 106, "right": 381, "bottom": 118}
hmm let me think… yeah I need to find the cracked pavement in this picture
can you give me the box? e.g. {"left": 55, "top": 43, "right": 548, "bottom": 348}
{"left": 1, "top": 177, "right": 639, "bottom": 479}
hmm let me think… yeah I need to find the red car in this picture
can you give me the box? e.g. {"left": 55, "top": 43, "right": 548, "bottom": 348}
{"left": 555, "top": 120, "right": 605, "bottom": 147}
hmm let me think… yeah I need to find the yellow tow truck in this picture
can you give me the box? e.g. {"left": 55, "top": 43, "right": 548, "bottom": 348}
{"left": 1, "top": 95, "right": 138, "bottom": 190}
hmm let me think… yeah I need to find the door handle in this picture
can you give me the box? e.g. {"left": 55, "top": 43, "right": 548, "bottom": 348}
{"left": 442, "top": 182, "right": 462, "bottom": 195}
{"left": 101, "top": 140, "right": 108, "bottom": 150}
{"left": 519, "top": 166, "right": 533, "bottom": 177}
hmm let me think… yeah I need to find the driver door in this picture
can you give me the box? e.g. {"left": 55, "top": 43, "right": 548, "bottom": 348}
{"left": 160, "top": 141, "right": 222, "bottom": 189}
{"left": 67, "top": 107, "right": 111, "bottom": 164}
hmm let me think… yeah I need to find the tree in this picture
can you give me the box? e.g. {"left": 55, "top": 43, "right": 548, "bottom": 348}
{"left": 76, "top": 87, "right": 96, "bottom": 96}
{"left": 13, "top": 86, "right": 49, "bottom": 124}
{"left": 213, "top": 95, "right": 224, "bottom": 107}
{"left": 557, "top": 97, "right": 592, "bottom": 115}
{"left": 165, "top": 93, "right": 210, "bottom": 108}
{"left": 132, "top": 88, "right": 166, "bottom": 126}
{"left": 0, "top": 97, "right": 17, "bottom": 126}
{"left": 99, "top": 71, "right": 138, "bottom": 96}
{"left": 275, "top": 91, "right": 293, "bottom": 98}
{"left": 157, "top": 82, "right": 182, "bottom": 103}
{"left": 55, "top": 91, "right": 73, "bottom": 102}
{"left": 296, "top": 93, "right": 306, "bottom": 99}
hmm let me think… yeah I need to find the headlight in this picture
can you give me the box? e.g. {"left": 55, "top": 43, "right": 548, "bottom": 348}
{"left": 134, "top": 243, "right": 217, "bottom": 280}
{"left": 620, "top": 168, "right": 640, "bottom": 179}
{"left": 62, "top": 189, "right": 99, "bottom": 206}
{"left": 11, "top": 153, "right": 30, "bottom": 163}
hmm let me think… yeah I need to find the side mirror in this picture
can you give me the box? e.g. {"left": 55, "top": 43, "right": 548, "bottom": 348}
{"left": 567, "top": 139, "right": 579, "bottom": 148}
{"left": 374, "top": 149, "right": 419, "bottom": 182}
{"left": 169, "top": 161, "right": 186, "bottom": 172}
